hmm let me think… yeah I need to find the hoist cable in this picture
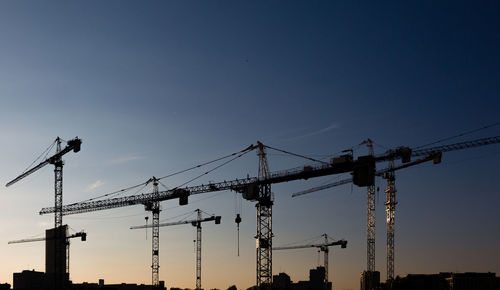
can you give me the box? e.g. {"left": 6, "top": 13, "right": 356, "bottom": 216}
{"left": 159, "top": 210, "right": 194, "bottom": 223}
{"left": 157, "top": 144, "right": 255, "bottom": 181}
{"left": 73, "top": 180, "right": 152, "bottom": 204}
{"left": 21, "top": 140, "right": 56, "bottom": 174}
{"left": 77, "top": 145, "right": 256, "bottom": 205}
{"left": 171, "top": 148, "right": 254, "bottom": 190}
{"left": 415, "top": 121, "right": 500, "bottom": 149}
{"left": 199, "top": 209, "right": 215, "bottom": 217}
{"left": 263, "top": 144, "right": 329, "bottom": 165}
{"left": 178, "top": 211, "right": 196, "bottom": 222}
{"left": 157, "top": 179, "right": 170, "bottom": 191}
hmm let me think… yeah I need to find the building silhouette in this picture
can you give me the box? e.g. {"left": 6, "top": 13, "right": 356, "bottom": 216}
{"left": 70, "top": 279, "right": 165, "bottom": 290}
{"left": 447, "top": 272, "right": 498, "bottom": 290}
{"left": 12, "top": 271, "right": 165, "bottom": 290}
{"left": 387, "top": 272, "right": 499, "bottom": 290}
{"left": 14, "top": 270, "right": 51, "bottom": 289}
{"left": 272, "top": 273, "right": 291, "bottom": 289}
{"left": 10, "top": 269, "right": 500, "bottom": 290}
{"left": 360, "top": 271, "right": 380, "bottom": 290}
{"left": 272, "top": 266, "right": 331, "bottom": 290}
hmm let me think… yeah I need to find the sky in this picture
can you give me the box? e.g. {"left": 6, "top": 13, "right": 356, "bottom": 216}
{"left": 0, "top": 1, "right": 499, "bottom": 289}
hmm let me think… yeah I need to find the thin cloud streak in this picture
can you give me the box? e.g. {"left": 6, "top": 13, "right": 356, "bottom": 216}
{"left": 109, "top": 154, "right": 145, "bottom": 165}
{"left": 285, "top": 123, "right": 340, "bottom": 141}
{"left": 86, "top": 180, "right": 104, "bottom": 191}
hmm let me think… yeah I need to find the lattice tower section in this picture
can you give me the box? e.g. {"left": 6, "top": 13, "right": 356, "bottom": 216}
{"left": 256, "top": 142, "right": 273, "bottom": 289}
{"left": 196, "top": 210, "right": 202, "bottom": 290}
{"left": 151, "top": 179, "right": 160, "bottom": 287}
{"left": 384, "top": 162, "right": 396, "bottom": 281}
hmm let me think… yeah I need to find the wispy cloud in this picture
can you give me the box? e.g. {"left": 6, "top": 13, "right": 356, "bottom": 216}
{"left": 86, "top": 180, "right": 104, "bottom": 191}
{"left": 285, "top": 123, "right": 340, "bottom": 141}
{"left": 109, "top": 154, "right": 145, "bottom": 165}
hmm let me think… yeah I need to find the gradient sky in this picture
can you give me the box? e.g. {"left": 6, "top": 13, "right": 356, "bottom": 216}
{"left": 0, "top": 1, "right": 499, "bottom": 289}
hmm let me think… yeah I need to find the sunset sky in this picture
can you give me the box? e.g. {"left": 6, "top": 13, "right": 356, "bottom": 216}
{"left": 0, "top": 1, "right": 499, "bottom": 289}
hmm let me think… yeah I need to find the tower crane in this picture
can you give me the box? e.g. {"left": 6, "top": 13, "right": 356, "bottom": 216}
{"left": 8, "top": 230, "right": 87, "bottom": 275}
{"left": 6, "top": 136, "right": 82, "bottom": 290}
{"left": 291, "top": 153, "right": 442, "bottom": 287}
{"left": 273, "top": 234, "right": 347, "bottom": 290}
{"left": 131, "top": 209, "right": 221, "bottom": 290}
{"left": 291, "top": 135, "right": 500, "bottom": 283}
{"left": 39, "top": 136, "right": 500, "bottom": 289}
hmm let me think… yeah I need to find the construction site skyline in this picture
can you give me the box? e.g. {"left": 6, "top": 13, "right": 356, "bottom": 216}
{"left": 1, "top": 1, "right": 499, "bottom": 290}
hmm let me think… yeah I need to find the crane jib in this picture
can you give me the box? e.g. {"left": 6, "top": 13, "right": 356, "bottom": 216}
{"left": 38, "top": 135, "right": 500, "bottom": 216}
{"left": 5, "top": 137, "right": 82, "bottom": 187}
{"left": 39, "top": 158, "right": 369, "bottom": 216}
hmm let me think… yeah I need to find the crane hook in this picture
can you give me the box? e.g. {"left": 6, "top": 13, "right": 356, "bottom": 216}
{"left": 145, "top": 216, "right": 149, "bottom": 240}
{"left": 235, "top": 214, "right": 242, "bottom": 256}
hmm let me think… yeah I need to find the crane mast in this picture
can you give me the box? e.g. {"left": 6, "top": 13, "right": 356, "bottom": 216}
{"left": 361, "top": 139, "right": 376, "bottom": 273}
{"left": 256, "top": 141, "right": 273, "bottom": 289}
{"left": 323, "top": 235, "right": 329, "bottom": 289}
{"left": 145, "top": 177, "right": 161, "bottom": 288}
{"left": 152, "top": 179, "right": 160, "bottom": 288}
{"left": 54, "top": 138, "right": 63, "bottom": 228}
{"left": 384, "top": 161, "right": 396, "bottom": 282}
{"left": 53, "top": 139, "right": 65, "bottom": 288}
{"left": 195, "top": 210, "right": 202, "bottom": 290}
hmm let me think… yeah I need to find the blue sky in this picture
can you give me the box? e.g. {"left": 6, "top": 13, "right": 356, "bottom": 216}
{"left": 0, "top": 1, "right": 499, "bottom": 289}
